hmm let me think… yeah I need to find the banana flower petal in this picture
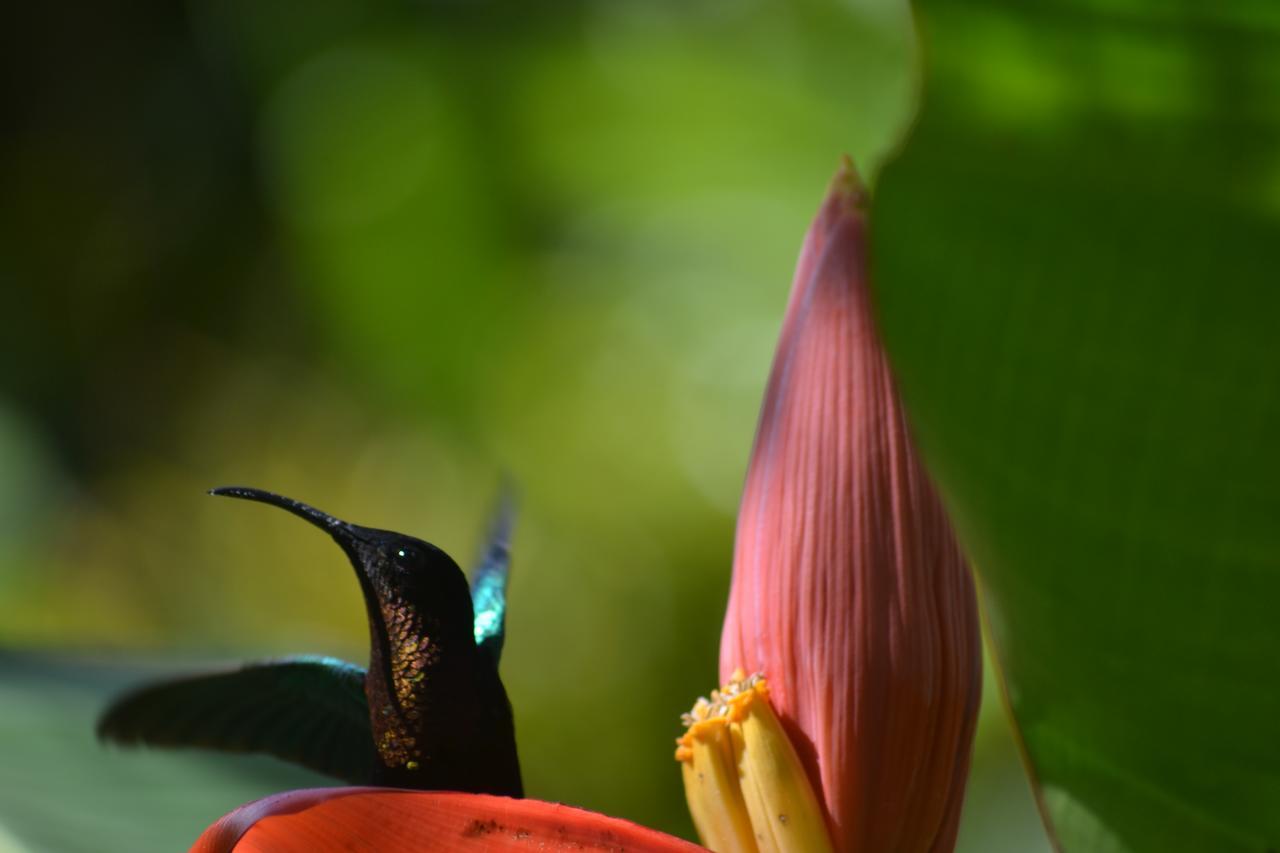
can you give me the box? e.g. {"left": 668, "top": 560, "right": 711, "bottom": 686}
{"left": 678, "top": 672, "right": 834, "bottom": 852}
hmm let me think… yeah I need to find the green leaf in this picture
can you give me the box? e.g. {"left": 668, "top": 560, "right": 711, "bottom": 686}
{"left": 0, "top": 655, "right": 330, "bottom": 853}
{"left": 870, "top": 1, "right": 1280, "bottom": 850}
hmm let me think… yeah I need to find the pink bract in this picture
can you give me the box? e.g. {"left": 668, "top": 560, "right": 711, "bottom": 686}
{"left": 719, "top": 159, "right": 983, "bottom": 851}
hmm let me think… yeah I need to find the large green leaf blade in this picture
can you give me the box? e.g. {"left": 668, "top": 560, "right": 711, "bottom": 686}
{"left": 871, "top": 1, "right": 1280, "bottom": 850}
{"left": 0, "top": 655, "right": 332, "bottom": 853}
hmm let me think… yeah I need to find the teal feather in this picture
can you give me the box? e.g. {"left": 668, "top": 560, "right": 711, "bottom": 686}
{"left": 470, "top": 487, "right": 514, "bottom": 666}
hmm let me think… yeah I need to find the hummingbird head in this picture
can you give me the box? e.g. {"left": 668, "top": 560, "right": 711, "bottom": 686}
{"left": 209, "top": 486, "right": 475, "bottom": 645}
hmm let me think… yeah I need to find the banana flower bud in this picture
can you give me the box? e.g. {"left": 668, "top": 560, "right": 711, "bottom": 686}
{"left": 686, "top": 158, "right": 982, "bottom": 852}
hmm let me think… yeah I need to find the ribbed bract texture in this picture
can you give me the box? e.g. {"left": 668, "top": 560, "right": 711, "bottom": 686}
{"left": 719, "top": 161, "right": 982, "bottom": 852}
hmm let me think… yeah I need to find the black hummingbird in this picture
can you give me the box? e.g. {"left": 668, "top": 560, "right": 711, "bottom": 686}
{"left": 97, "top": 486, "right": 522, "bottom": 797}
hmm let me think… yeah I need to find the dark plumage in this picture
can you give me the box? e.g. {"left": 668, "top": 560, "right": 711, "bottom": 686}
{"left": 97, "top": 487, "right": 521, "bottom": 797}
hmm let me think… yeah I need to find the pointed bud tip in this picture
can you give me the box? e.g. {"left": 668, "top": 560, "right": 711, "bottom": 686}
{"left": 830, "top": 154, "right": 868, "bottom": 212}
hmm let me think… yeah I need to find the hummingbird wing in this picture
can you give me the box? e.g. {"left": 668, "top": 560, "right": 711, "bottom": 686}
{"left": 97, "top": 655, "right": 374, "bottom": 783}
{"left": 470, "top": 485, "right": 515, "bottom": 667}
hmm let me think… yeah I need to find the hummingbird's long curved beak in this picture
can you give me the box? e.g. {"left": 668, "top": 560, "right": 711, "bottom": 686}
{"left": 209, "top": 486, "right": 365, "bottom": 544}
{"left": 211, "top": 486, "right": 403, "bottom": 620}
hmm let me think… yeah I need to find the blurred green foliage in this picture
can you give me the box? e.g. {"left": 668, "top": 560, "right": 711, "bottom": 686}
{"left": 874, "top": 0, "right": 1280, "bottom": 850}
{"left": 1, "top": 1, "right": 1049, "bottom": 850}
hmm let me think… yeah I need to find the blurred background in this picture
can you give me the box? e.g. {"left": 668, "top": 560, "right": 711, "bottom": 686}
{"left": 0, "top": 1, "right": 1048, "bottom": 850}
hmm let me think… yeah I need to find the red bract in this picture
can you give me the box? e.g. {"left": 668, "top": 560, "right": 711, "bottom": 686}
{"left": 191, "top": 788, "right": 705, "bottom": 853}
{"left": 718, "top": 159, "right": 982, "bottom": 851}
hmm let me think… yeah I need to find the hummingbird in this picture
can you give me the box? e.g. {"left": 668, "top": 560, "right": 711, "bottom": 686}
{"left": 97, "top": 486, "right": 522, "bottom": 797}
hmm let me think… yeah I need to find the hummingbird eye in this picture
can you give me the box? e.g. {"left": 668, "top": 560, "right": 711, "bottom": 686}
{"left": 393, "top": 546, "right": 421, "bottom": 569}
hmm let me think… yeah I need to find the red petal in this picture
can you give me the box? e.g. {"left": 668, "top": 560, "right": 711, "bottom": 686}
{"left": 719, "top": 159, "right": 982, "bottom": 851}
{"left": 191, "top": 788, "right": 706, "bottom": 853}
